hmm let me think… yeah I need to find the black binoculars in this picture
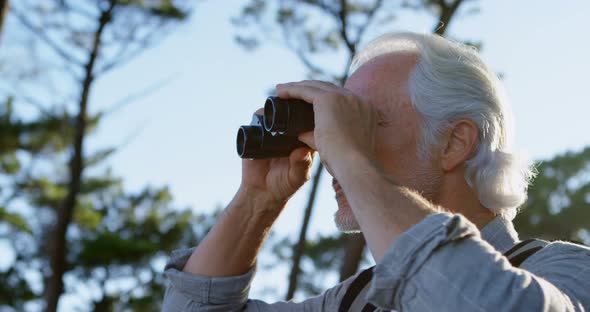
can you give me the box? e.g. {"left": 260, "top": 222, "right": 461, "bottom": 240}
{"left": 236, "top": 96, "right": 314, "bottom": 159}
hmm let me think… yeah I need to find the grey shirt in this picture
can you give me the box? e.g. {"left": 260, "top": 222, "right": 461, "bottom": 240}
{"left": 162, "top": 213, "right": 590, "bottom": 311}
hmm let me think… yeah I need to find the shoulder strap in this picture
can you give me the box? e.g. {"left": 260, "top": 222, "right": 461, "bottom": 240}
{"left": 504, "top": 238, "right": 549, "bottom": 267}
{"left": 339, "top": 266, "right": 376, "bottom": 312}
{"left": 338, "top": 238, "right": 549, "bottom": 312}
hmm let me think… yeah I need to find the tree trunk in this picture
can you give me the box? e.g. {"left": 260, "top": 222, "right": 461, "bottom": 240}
{"left": 44, "top": 6, "right": 113, "bottom": 312}
{"left": 0, "top": 0, "right": 8, "bottom": 40}
{"left": 338, "top": 233, "right": 365, "bottom": 281}
{"left": 285, "top": 163, "right": 324, "bottom": 300}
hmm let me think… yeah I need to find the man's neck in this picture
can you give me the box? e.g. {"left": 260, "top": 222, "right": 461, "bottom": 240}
{"left": 436, "top": 173, "right": 496, "bottom": 230}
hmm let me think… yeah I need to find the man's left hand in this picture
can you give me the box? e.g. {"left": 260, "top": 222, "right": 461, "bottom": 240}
{"left": 275, "top": 80, "right": 377, "bottom": 173}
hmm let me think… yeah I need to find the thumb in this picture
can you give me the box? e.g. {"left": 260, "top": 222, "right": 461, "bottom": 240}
{"left": 298, "top": 131, "right": 316, "bottom": 150}
{"left": 289, "top": 147, "right": 315, "bottom": 182}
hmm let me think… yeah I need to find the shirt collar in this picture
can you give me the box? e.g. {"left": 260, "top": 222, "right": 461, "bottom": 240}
{"left": 480, "top": 216, "right": 520, "bottom": 253}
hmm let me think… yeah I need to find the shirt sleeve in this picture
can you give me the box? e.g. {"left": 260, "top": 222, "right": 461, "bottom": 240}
{"left": 162, "top": 248, "right": 355, "bottom": 311}
{"left": 366, "top": 213, "right": 590, "bottom": 311}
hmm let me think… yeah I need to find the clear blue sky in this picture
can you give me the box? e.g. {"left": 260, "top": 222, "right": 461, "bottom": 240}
{"left": 40, "top": 0, "right": 590, "bottom": 304}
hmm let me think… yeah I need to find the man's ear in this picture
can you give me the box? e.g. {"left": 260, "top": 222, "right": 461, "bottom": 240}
{"left": 441, "top": 120, "right": 479, "bottom": 172}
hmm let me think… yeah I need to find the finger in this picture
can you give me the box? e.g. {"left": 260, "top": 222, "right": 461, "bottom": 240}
{"left": 253, "top": 108, "right": 264, "bottom": 115}
{"left": 275, "top": 83, "right": 326, "bottom": 104}
{"left": 292, "top": 80, "right": 340, "bottom": 92}
{"left": 290, "top": 147, "right": 313, "bottom": 165}
{"left": 289, "top": 147, "right": 314, "bottom": 180}
{"left": 298, "top": 132, "right": 315, "bottom": 150}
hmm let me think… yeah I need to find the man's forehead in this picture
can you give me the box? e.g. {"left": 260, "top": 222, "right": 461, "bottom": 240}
{"left": 344, "top": 52, "right": 417, "bottom": 91}
{"left": 344, "top": 52, "right": 417, "bottom": 116}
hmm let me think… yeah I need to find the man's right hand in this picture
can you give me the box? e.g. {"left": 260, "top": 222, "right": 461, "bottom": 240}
{"left": 182, "top": 111, "right": 314, "bottom": 278}
{"left": 240, "top": 146, "right": 314, "bottom": 211}
{"left": 239, "top": 110, "right": 315, "bottom": 212}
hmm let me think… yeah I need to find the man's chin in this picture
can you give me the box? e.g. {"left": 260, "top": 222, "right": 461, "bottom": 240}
{"left": 334, "top": 200, "right": 361, "bottom": 233}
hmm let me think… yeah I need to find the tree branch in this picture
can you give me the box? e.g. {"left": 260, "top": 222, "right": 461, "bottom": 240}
{"left": 0, "top": 0, "right": 9, "bottom": 41}
{"left": 354, "top": 0, "right": 384, "bottom": 47}
{"left": 97, "top": 24, "right": 163, "bottom": 75}
{"left": 0, "top": 86, "right": 53, "bottom": 117}
{"left": 436, "top": 0, "right": 448, "bottom": 9}
{"left": 11, "top": 7, "right": 85, "bottom": 67}
{"left": 308, "top": 0, "right": 337, "bottom": 16}
{"left": 103, "top": 73, "right": 178, "bottom": 117}
{"left": 338, "top": 0, "right": 355, "bottom": 56}
{"left": 60, "top": 0, "right": 97, "bottom": 20}
{"left": 280, "top": 23, "right": 335, "bottom": 81}
{"left": 434, "top": 0, "right": 464, "bottom": 36}
{"left": 44, "top": 1, "right": 116, "bottom": 310}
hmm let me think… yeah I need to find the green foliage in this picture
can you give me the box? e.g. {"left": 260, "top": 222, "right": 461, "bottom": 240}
{"left": 20, "top": 177, "right": 68, "bottom": 208}
{"left": 117, "top": 0, "right": 189, "bottom": 19}
{"left": 0, "top": 98, "right": 75, "bottom": 156}
{"left": 0, "top": 267, "right": 36, "bottom": 308}
{"left": 74, "top": 186, "right": 195, "bottom": 267}
{"left": 74, "top": 200, "right": 103, "bottom": 229}
{"left": 0, "top": 153, "right": 20, "bottom": 174}
{"left": 85, "top": 147, "right": 117, "bottom": 167}
{"left": 0, "top": 0, "right": 197, "bottom": 310}
{"left": 0, "top": 136, "right": 203, "bottom": 309}
{"left": 58, "top": 182, "right": 206, "bottom": 310}
{"left": 304, "top": 234, "right": 347, "bottom": 270}
{"left": 515, "top": 147, "right": 590, "bottom": 244}
{"left": 0, "top": 207, "right": 32, "bottom": 234}
{"left": 298, "top": 234, "right": 350, "bottom": 296}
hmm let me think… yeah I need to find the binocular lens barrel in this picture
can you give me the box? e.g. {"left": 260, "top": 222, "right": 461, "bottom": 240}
{"left": 237, "top": 124, "right": 306, "bottom": 159}
{"left": 236, "top": 126, "right": 263, "bottom": 159}
{"left": 237, "top": 97, "right": 315, "bottom": 159}
{"left": 263, "top": 97, "right": 314, "bottom": 134}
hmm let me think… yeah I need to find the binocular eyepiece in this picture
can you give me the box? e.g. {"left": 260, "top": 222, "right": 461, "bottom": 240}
{"left": 237, "top": 96, "right": 314, "bottom": 159}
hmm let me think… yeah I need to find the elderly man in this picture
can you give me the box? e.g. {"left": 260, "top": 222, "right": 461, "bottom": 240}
{"left": 163, "top": 32, "right": 590, "bottom": 311}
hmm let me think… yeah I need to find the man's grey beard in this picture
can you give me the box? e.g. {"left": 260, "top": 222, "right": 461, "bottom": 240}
{"left": 334, "top": 202, "right": 361, "bottom": 233}
{"left": 333, "top": 163, "right": 442, "bottom": 233}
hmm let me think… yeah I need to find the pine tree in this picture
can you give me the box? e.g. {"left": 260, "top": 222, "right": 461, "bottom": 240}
{"left": 0, "top": 1, "right": 204, "bottom": 310}
{"left": 515, "top": 147, "right": 590, "bottom": 244}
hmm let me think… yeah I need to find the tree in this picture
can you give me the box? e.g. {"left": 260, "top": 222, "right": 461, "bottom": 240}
{"left": 515, "top": 147, "right": 590, "bottom": 244}
{"left": 0, "top": 91, "right": 204, "bottom": 310}
{"left": 233, "top": 0, "right": 481, "bottom": 299}
{"left": 0, "top": 0, "right": 195, "bottom": 310}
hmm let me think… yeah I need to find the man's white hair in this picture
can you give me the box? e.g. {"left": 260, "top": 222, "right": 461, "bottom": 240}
{"left": 350, "top": 32, "right": 535, "bottom": 220}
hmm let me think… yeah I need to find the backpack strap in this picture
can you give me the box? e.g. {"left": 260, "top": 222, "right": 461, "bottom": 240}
{"left": 338, "top": 238, "right": 548, "bottom": 312}
{"left": 504, "top": 238, "right": 549, "bottom": 267}
{"left": 338, "top": 266, "right": 376, "bottom": 312}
